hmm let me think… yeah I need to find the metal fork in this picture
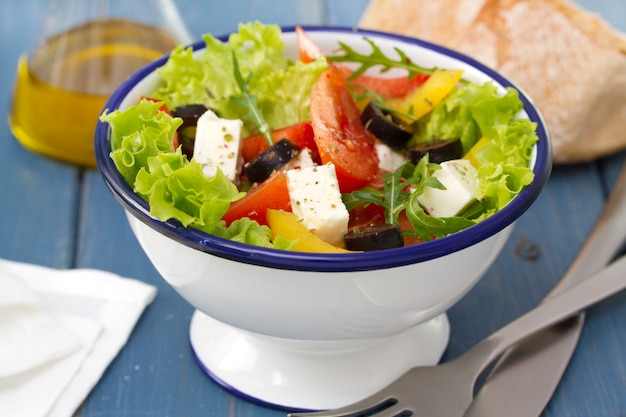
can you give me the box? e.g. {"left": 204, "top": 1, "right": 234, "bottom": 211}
{"left": 288, "top": 253, "right": 626, "bottom": 417}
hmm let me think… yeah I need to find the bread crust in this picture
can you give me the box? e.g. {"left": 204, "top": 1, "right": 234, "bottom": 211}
{"left": 360, "top": 0, "right": 626, "bottom": 163}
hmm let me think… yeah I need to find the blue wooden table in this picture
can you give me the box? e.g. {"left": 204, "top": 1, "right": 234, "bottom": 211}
{"left": 1, "top": 1, "right": 625, "bottom": 416}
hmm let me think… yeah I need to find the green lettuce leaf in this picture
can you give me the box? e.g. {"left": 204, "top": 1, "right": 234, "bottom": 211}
{"left": 215, "top": 218, "right": 295, "bottom": 250}
{"left": 134, "top": 154, "right": 244, "bottom": 233}
{"left": 152, "top": 21, "right": 327, "bottom": 135}
{"left": 101, "top": 100, "right": 181, "bottom": 186}
{"left": 411, "top": 82, "right": 538, "bottom": 218}
{"left": 100, "top": 23, "right": 314, "bottom": 249}
{"left": 101, "top": 100, "right": 281, "bottom": 247}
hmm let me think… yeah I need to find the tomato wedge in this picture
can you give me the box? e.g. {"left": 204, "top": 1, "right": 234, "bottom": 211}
{"left": 348, "top": 203, "right": 385, "bottom": 230}
{"left": 241, "top": 122, "right": 318, "bottom": 163}
{"left": 221, "top": 171, "right": 291, "bottom": 226}
{"left": 338, "top": 66, "right": 430, "bottom": 99}
{"left": 296, "top": 25, "right": 323, "bottom": 63}
{"left": 310, "top": 65, "right": 379, "bottom": 193}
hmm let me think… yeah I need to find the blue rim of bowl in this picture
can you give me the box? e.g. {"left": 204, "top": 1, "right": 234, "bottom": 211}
{"left": 95, "top": 25, "right": 552, "bottom": 273}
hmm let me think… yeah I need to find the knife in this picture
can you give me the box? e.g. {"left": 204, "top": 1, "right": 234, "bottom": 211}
{"left": 464, "top": 158, "right": 626, "bottom": 417}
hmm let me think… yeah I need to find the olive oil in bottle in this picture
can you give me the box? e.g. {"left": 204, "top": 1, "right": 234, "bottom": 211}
{"left": 9, "top": 18, "right": 181, "bottom": 167}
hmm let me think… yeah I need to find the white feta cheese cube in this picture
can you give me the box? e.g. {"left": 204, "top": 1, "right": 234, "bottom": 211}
{"left": 376, "top": 141, "right": 408, "bottom": 172}
{"left": 193, "top": 110, "right": 243, "bottom": 182}
{"left": 417, "top": 159, "right": 478, "bottom": 218}
{"left": 286, "top": 163, "right": 349, "bottom": 246}
{"left": 283, "top": 147, "right": 316, "bottom": 171}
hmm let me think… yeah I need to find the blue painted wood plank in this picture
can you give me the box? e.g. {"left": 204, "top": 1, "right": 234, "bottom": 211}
{"left": 75, "top": 160, "right": 622, "bottom": 417}
{"left": 446, "top": 162, "right": 605, "bottom": 347}
{"left": 555, "top": 150, "right": 626, "bottom": 416}
{"left": 72, "top": 3, "right": 369, "bottom": 415}
{"left": 72, "top": 3, "right": 368, "bottom": 415}
{"left": 76, "top": 0, "right": 626, "bottom": 415}
{"left": 325, "top": 0, "right": 370, "bottom": 26}
{"left": 446, "top": 160, "right": 626, "bottom": 417}
{"left": 599, "top": 150, "right": 626, "bottom": 193}
{"left": 172, "top": 0, "right": 371, "bottom": 40}
{"left": 76, "top": 169, "right": 288, "bottom": 417}
{"left": 577, "top": 0, "right": 626, "bottom": 30}
{"left": 174, "top": 0, "right": 327, "bottom": 40}
{"left": 1, "top": 0, "right": 622, "bottom": 416}
{"left": 0, "top": 0, "right": 80, "bottom": 268}
{"left": 75, "top": 171, "right": 194, "bottom": 415}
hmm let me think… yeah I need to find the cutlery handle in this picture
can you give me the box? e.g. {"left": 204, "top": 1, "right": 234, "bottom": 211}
{"left": 465, "top": 159, "right": 626, "bottom": 417}
{"left": 483, "top": 254, "right": 626, "bottom": 365}
{"left": 550, "top": 161, "right": 626, "bottom": 296}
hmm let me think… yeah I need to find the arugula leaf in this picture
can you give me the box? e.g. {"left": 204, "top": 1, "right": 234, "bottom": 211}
{"left": 343, "top": 156, "right": 481, "bottom": 240}
{"left": 404, "top": 198, "right": 476, "bottom": 241}
{"left": 342, "top": 168, "right": 407, "bottom": 225}
{"left": 230, "top": 52, "right": 273, "bottom": 146}
{"left": 328, "top": 37, "right": 436, "bottom": 81}
{"left": 403, "top": 157, "right": 477, "bottom": 241}
{"left": 343, "top": 158, "right": 440, "bottom": 225}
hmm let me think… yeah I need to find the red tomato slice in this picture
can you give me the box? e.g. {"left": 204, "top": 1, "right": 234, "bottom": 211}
{"left": 348, "top": 203, "right": 385, "bottom": 230}
{"left": 241, "top": 122, "right": 318, "bottom": 164}
{"left": 296, "top": 26, "right": 323, "bottom": 63}
{"left": 310, "top": 65, "right": 379, "bottom": 193}
{"left": 221, "top": 171, "right": 291, "bottom": 226}
{"left": 338, "top": 66, "right": 430, "bottom": 99}
{"left": 397, "top": 212, "right": 425, "bottom": 247}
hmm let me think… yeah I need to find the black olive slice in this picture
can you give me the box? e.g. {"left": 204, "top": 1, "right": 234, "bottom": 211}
{"left": 360, "top": 101, "right": 413, "bottom": 151}
{"left": 406, "top": 138, "right": 463, "bottom": 164}
{"left": 172, "top": 104, "right": 210, "bottom": 158}
{"left": 244, "top": 138, "right": 301, "bottom": 184}
{"left": 344, "top": 224, "right": 404, "bottom": 251}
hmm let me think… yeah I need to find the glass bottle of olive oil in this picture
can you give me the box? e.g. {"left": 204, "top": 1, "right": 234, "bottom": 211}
{"left": 8, "top": 1, "right": 191, "bottom": 167}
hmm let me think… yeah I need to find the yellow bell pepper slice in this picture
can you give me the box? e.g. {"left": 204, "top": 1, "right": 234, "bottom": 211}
{"left": 266, "top": 209, "right": 351, "bottom": 253}
{"left": 464, "top": 136, "right": 491, "bottom": 168}
{"left": 387, "top": 69, "right": 464, "bottom": 123}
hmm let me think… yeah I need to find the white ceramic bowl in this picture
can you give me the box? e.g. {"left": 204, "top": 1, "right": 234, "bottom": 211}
{"left": 95, "top": 26, "right": 551, "bottom": 411}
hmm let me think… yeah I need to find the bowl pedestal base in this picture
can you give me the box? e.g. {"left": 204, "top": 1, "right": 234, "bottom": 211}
{"left": 189, "top": 309, "right": 450, "bottom": 411}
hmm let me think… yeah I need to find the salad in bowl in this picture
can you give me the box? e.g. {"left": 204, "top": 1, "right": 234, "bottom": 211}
{"left": 95, "top": 22, "right": 551, "bottom": 410}
{"left": 100, "top": 22, "right": 544, "bottom": 256}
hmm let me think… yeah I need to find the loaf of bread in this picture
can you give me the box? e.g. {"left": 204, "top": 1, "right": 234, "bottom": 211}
{"left": 359, "top": 0, "right": 626, "bottom": 164}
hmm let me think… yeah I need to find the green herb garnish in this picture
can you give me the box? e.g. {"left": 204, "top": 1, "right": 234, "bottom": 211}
{"left": 230, "top": 52, "right": 273, "bottom": 146}
{"left": 343, "top": 157, "right": 481, "bottom": 240}
{"left": 343, "top": 158, "right": 441, "bottom": 225}
{"left": 328, "top": 37, "right": 436, "bottom": 81}
{"left": 403, "top": 158, "right": 477, "bottom": 241}
{"left": 404, "top": 199, "right": 477, "bottom": 241}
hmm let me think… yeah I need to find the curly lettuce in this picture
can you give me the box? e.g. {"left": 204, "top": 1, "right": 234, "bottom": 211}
{"left": 411, "top": 82, "right": 537, "bottom": 218}
{"left": 152, "top": 21, "right": 328, "bottom": 136}
{"left": 100, "top": 22, "right": 330, "bottom": 248}
{"left": 101, "top": 100, "right": 283, "bottom": 247}
{"left": 101, "top": 23, "right": 539, "bottom": 249}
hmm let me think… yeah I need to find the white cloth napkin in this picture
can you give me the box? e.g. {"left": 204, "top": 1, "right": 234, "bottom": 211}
{"left": 0, "top": 258, "right": 157, "bottom": 417}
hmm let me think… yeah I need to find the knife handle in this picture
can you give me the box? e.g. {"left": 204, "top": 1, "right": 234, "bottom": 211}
{"left": 466, "top": 158, "right": 626, "bottom": 417}
{"left": 551, "top": 160, "right": 626, "bottom": 296}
